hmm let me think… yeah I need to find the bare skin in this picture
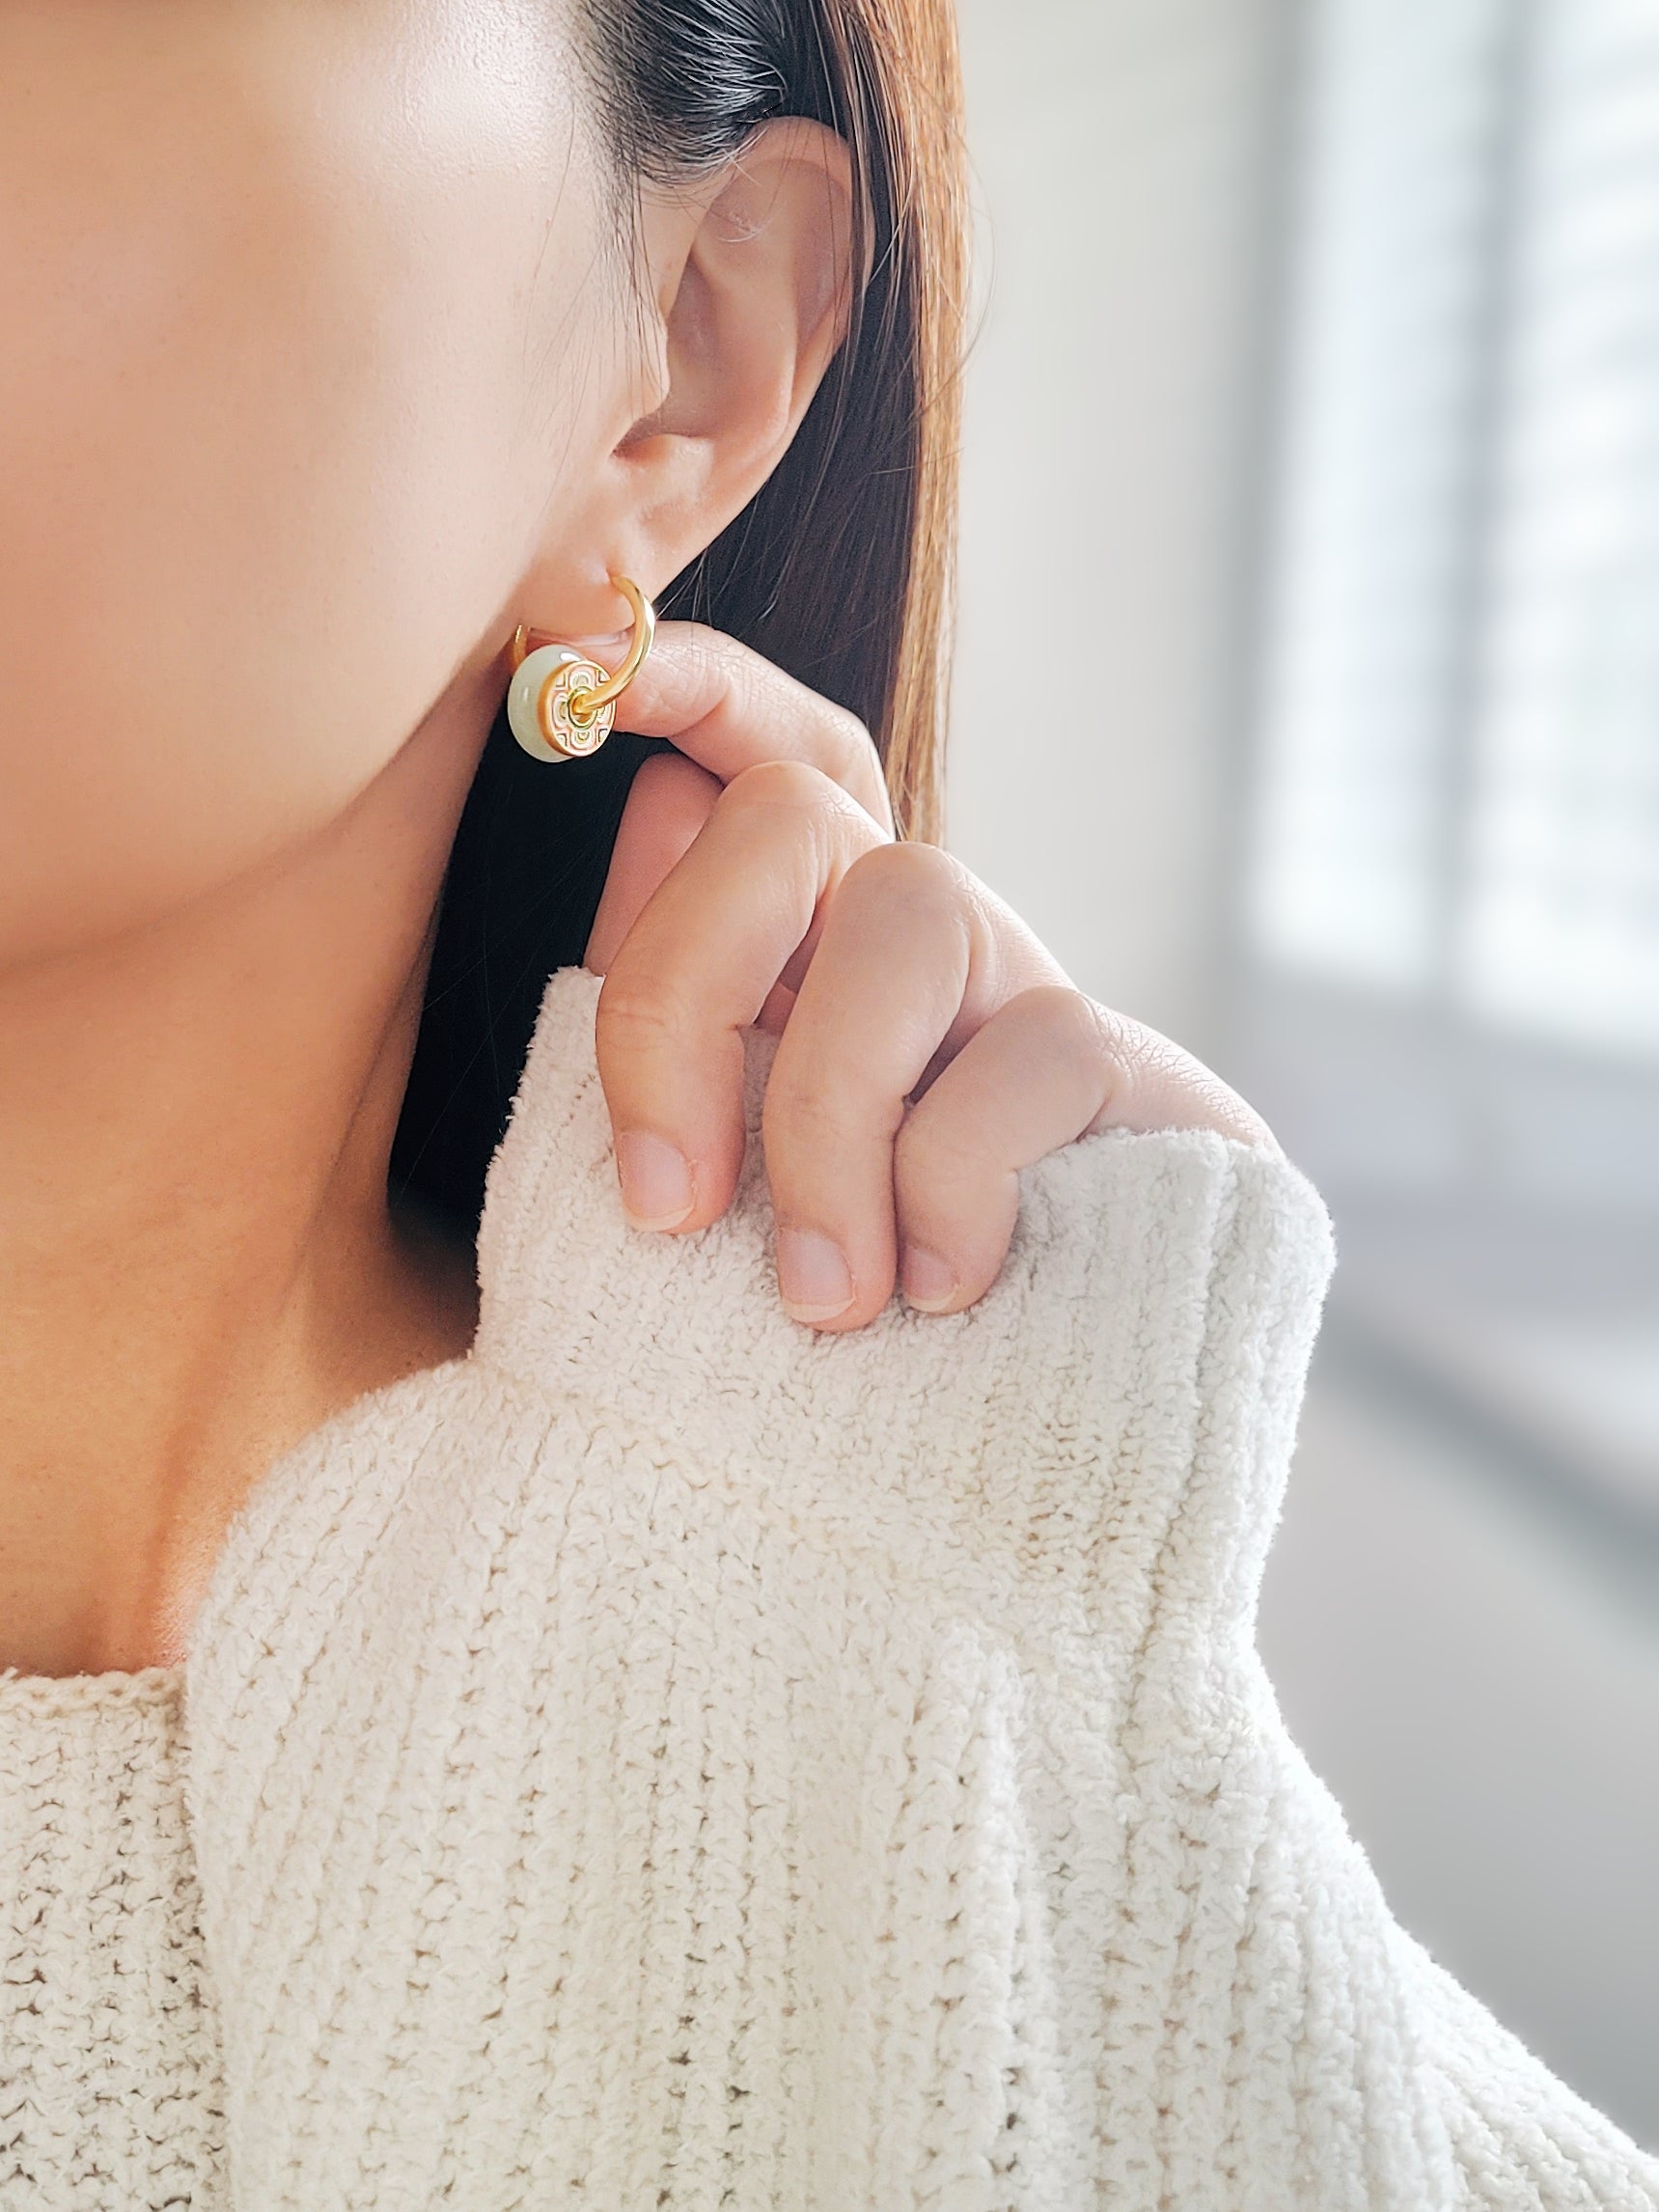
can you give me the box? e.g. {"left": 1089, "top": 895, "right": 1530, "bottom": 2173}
{"left": 0, "top": 667, "right": 490, "bottom": 1674}
{"left": 0, "top": 0, "right": 1271, "bottom": 1676}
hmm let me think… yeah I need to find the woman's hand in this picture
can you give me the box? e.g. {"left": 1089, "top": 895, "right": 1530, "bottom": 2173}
{"left": 579, "top": 623, "right": 1278, "bottom": 1332}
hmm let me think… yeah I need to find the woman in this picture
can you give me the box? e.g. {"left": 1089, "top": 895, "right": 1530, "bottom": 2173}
{"left": 0, "top": 1, "right": 1652, "bottom": 2205}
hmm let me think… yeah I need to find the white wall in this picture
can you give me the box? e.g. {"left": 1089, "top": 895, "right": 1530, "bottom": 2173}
{"left": 949, "top": 0, "right": 1295, "bottom": 1051}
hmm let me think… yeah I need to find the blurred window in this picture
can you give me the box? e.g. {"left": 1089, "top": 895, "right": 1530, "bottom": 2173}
{"left": 1238, "top": 0, "right": 1659, "bottom": 1513}
{"left": 1251, "top": 0, "right": 1659, "bottom": 1063}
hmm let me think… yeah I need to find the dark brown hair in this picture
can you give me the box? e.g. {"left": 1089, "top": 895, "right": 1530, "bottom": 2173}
{"left": 390, "top": 0, "right": 969, "bottom": 1232}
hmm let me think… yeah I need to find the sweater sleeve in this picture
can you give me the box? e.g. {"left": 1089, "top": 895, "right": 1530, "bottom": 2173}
{"left": 475, "top": 968, "right": 1336, "bottom": 1640}
{"left": 469, "top": 968, "right": 1659, "bottom": 2210}
{"left": 186, "top": 965, "right": 1657, "bottom": 2210}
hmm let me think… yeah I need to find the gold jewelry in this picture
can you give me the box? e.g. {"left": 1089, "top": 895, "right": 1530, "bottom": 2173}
{"left": 505, "top": 574, "right": 657, "bottom": 764}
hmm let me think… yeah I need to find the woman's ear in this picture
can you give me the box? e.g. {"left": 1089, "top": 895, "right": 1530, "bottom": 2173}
{"left": 565, "top": 119, "right": 858, "bottom": 607}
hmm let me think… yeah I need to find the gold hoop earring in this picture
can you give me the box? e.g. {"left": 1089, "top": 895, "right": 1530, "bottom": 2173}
{"left": 506, "top": 574, "right": 656, "bottom": 764}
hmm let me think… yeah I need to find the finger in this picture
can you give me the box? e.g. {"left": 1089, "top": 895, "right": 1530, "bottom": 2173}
{"left": 895, "top": 988, "right": 1282, "bottom": 1316}
{"left": 589, "top": 620, "right": 894, "bottom": 831}
{"left": 584, "top": 751, "right": 722, "bottom": 974}
{"left": 595, "top": 759, "right": 887, "bottom": 1236}
{"left": 760, "top": 842, "right": 1066, "bottom": 1330}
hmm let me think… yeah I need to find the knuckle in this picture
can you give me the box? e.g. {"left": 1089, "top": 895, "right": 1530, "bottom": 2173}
{"left": 594, "top": 971, "right": 697, "bottom": 1061}
{"left": 1038, "top": 983, "right": 1125, "bottom": 1065}
{"left": 842, "top": 837, "right": 961, "bottom": 916}
{"left": 1079, "top": 999, "right": 1177, "bottom": 1122}
{"left": 815, "top": 698, "right": 891, "bottom": 831}
{"left": 724, "top": 756, "right": 840, "bottom": 816}
{"left": 830, "top": 701, "right": 878, "bottom": 768}
{"left": 762, "top": 1080, "right": 848, "bottom": 1153}
{"left": 1064, "top": 988, "right": 1142, "bottom": 1074}
{"left": 764, "top": 1060, "right": 899, "bottom": 1148}
{"left": 892, "top": 1109, "right": 1000, "bottom": 1188}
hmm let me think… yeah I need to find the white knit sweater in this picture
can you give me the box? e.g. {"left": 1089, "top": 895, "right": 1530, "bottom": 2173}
{"left": 1, "top": 964, "right": 1654, "bottom": 2211}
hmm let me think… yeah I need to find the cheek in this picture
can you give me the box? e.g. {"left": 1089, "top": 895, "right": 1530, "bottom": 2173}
{"left": 0, "top": 1, "right": 610, "bottom": 962}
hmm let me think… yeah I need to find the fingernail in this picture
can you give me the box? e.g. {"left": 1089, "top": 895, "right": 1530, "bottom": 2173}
{"left": 775, "top": 1227, "right": 854, "bottom": 1322}
{"left": 615, "top": 1131, "right": 694, "bottom": 1230}
{"left": 900, "top": 1245, "right": 958, "bottom": 1313}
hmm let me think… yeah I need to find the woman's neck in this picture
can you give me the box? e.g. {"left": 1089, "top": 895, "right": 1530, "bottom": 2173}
{"left": 0, "top": 693, "right": 488, "bottom": 1679}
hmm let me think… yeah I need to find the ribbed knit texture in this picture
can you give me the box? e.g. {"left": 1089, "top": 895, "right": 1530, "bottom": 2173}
{"left": 0, "top": 1667, "right": 225, "bottom": 2206}
{"left": 2, "top": 964, "right": 1654, "bottom": 2208}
